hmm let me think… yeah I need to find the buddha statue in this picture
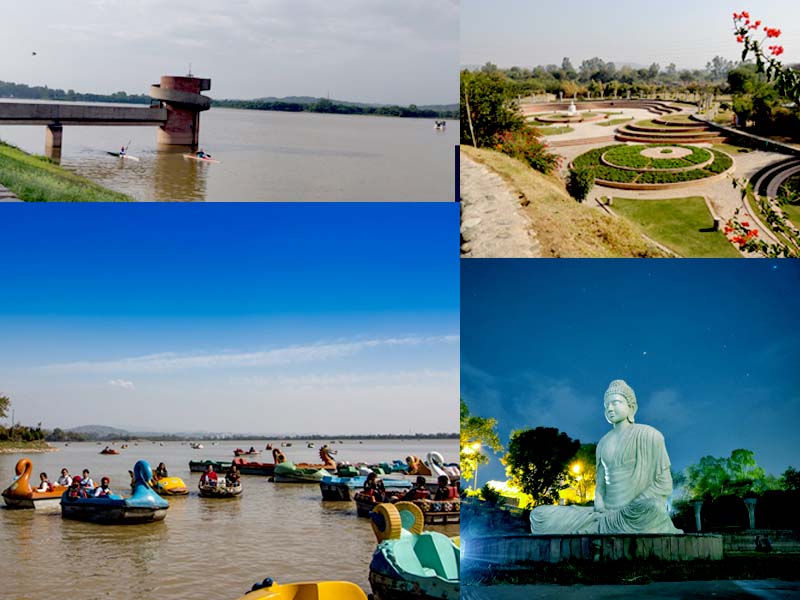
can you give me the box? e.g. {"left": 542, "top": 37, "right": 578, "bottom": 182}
{"left": 530, "top": 380, "right": 682, "bottom": 535}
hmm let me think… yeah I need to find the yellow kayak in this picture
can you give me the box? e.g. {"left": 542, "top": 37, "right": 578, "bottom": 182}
{"left": 238, "top": 580, "right": 367, "bottom": 599}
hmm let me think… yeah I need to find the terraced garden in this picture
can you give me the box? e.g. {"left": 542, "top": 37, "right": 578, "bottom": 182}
{"left": 573, "top": 144, "right": 734, "bottom": 188}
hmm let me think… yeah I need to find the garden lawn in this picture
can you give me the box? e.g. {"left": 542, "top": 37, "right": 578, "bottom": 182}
{"left": 779, "top": 174, "right": 800, "bottom": 230}
{"left": 611, "top": 196, "right": 741, "bottom": 258}
{"left": 0, "top": 141, "right": 133, "bottom": 202}
{"left": 535, "top": 125, "right": 573, "bottom": 135}
{"left": 597, "top": 117, "right": 633, "bottom": 127}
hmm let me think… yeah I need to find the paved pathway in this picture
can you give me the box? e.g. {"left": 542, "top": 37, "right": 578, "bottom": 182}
{"left": 0, "top": 184, "right": 21, "bottom": 201}
{"left": 462, "top": 580, "right": 800, "bottom": 599}
{"left": 460, "top": 151, "right": 540, "bottom": 258}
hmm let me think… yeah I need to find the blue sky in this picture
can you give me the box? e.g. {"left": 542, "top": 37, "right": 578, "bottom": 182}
{"left": 462, "top": 260, "right": 800, "bottom": 485}
{"left": 2, "top": 1, "right": 457, "bottom": 104}
{"left": 462, "top": 0, "right": 800, "bottom": 69}
{"left": 0, "top": 203, "right": 459, "bottom": 435}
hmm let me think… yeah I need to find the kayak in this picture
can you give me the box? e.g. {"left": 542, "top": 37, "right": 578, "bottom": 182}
{"left": 182, "top": 154, "right": 220, "bottom": 164}
{"left": 107, "top": 152, "right": 140, "bottom": 162}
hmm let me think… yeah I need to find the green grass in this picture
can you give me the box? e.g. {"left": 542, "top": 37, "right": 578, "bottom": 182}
{"left": 0, "top": 141, "right": 133, "bottom": 202}
{"left": 535, "top": 125, "right": 574, "bottom": 135}
{"left": 611, "top": 196, "right": 741, "bottom": 257}
{"left": 0, "top": 440, "right": 54, "bottom": 452}
{"left": 713, "top": 142, "right": 751, "bottom": 155}
{"left": 597, "top": 117, "right": 634, "bottom": 127}
{"left": 779, "top": 175, "right": 800, "bottom": 229}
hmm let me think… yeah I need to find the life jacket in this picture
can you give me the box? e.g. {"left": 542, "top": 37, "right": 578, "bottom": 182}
{"left": 413, "top": 488, "right": 430, "bottom": 500}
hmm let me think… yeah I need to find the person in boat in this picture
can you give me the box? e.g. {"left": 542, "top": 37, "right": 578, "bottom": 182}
{"left": 34, "top": 472, "right": 54, "bottom": 492}
{"left": 80, "top": 469, "right": 94, "bottom": 489}
{"left": 119, "top": 146, "right": 126, "bottom": 157}
{"left": 200, "top": 465, "right": 218, "bottom": 487}
{"left": 155, "top": 462, "right": 168, "bottom": 480}
{"left": 196, "top": 148, "right": 211, "bottom": 159}
{"left": 248, "top": 446, "right": 256, "bottom": 453}
{"left": 225, "top": 465, "right": 240, "bottom": 487}
{"left": 57, "top": 468, "right": 73, "bottom": 487}
{"left": 67, "top": 476, "right": 86, "bottom": 499}
{"left": 434, "top": 475, "right": 458, "bottom": 501}
{"left": 94, "top": 477, "right": 113, "bottom": 497}
{"left": 401, "top": 476, "right": 430, "bottom": 501}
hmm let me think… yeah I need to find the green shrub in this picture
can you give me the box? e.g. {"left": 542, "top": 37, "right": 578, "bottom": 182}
{"left": 567, "top": 167, "right": 594, "bottom": 202}
{"left": 495, "top": 127, "right": 561, "bottom": 175}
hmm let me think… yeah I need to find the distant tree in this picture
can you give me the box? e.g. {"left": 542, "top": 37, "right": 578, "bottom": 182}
{"left": 460, "top": 399, "right": 503, "bottom": 482}
{"left": 0, "top": 395, "right": 9, "bottom": 421}
{"left": 502, "top": 427, "right": 580, "bottom": 506}
{"left": 685, "top": 449, "right": 771, "bottom": 499}
{"left": 685, "top": 455, "right": 730, "bottom": 499}
{"left": 561, "top": 57, "right": 576, "bottom": 79}
{"left": 480, "top": 483, "right": 505, "bottom": 506}
{"left": 781, "top": 467, "right": 800, "bottom": 491}
{"left": 706, "top": 56, "right": 736, "bottom": 81}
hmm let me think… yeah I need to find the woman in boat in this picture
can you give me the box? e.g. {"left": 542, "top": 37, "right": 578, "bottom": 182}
{"left": 34, "top": 473, "right": 54, "bottom": 492}
{"left": 434, "top": 475, "right": 458, "bottom": 500}
{"left": 225, "top": 464, "right": 240, "bottom": 487}
{"left": 80, "top": 469, "right": 94, "bottom": 489}
{"left": 57, "top": 468, "right": 73, "bottom": 487}
{"left": 94, "top": 477, "right": 113, "bottom": 497}
{"left": 200, "top": 465, "right": 218, "bottom": 487}
{"left": 67, "top": 476, "right": 86, "bottom": 499}
{"left": 155, "top": 462, "right": 168, "bottom": 480}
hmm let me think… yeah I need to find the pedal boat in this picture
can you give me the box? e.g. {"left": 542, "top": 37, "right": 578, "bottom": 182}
{"left": 61, "top": 460, "right": 169, "bottom": 524}
{"left": 2, "top": 458, "right": 67, "bottom": 509}
{"left": 238, "top": 579, "right": 367, "bottom": 599}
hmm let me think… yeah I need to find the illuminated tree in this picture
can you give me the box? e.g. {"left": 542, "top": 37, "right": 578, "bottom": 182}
{"left": 460, "top": 399, "right": 503, "bottom": 483}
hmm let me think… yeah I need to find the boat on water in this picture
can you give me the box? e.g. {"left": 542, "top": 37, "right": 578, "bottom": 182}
{"left": 234, "top": 447, "right": 261, "bottom": 457}
{"left": 368, "top": 502, "right": 459, "bottom": 600}
{"left": 355, "top": 493, "right": 460, "bottom": 525}
{"left": 60, "top": 460, "right": 169, "bottom": 524}
{"left": 198, "top": 481, "right": 242, "bottom": 498}
{"left": 238, "top": 579, "right": 367, "bottom": 600}
{"left": 183, "top": 153, "right": 220, "bottom": 164}
{"left": 189, "top": 459, "right": 233, "bottom": 473}
{"left": 106, "top": 151, "right": 140, "bottom": 162}
{"left": 2, "top": 458, "right": 68, "bottom": 509}
{"left": 320, "top": 475, "right": 411, "bottom": 502}
{"left": 100, "top": 447, "right": 120, "bottom": 455}
{"left": 434, "top": 120, "right": 447, "bottom": 131}
{"left": 129, "top": 472, "right": 188, "bottom": 496}
{"left": 190, "top": 442, "right": 204, "bottom": 449}
{"left": 273, "top": 461, "right": 330, "bottom": 483}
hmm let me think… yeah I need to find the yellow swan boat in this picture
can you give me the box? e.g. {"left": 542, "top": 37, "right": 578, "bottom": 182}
{"left": 237, "top": 580, "right": 367, "bottom": 599}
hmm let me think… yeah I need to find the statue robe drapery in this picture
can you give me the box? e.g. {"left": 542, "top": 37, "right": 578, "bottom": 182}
{"left": 530, "top": 423, "right": 682, "bottom": 534}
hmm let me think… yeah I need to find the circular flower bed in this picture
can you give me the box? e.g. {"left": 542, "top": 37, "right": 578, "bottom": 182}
{"left": 573, "top": 144, "right": 733, "bottom": 188}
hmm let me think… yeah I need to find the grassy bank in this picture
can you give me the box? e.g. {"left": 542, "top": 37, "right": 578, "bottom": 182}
{"left": 0, "top": 141, "right": 133, "bottom": 202}
{"left": 461, "top": 146, "right": 666, "bottom": 258}
{"left": 0, "top": 440, "right": 56, "bottom": 454}
{"left": 611, "top": 197, "right": 741, "bottom": 258}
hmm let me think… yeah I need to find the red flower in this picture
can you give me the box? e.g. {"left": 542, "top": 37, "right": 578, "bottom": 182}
{"left": 737, "top": 35, "right": 744, "bottom": 43}
{"left": 742, "top": 11, "right": 750, "bottom": 19}
{"left": 741, "top": 221, "right": 750, "bottom": 227}
{"left": 769, "top": 45, "right": 784, "bottom": 56}
{"left": 765, "top": 27, "right": 781, "bottom": 38}
{"left": 754, "top": 20, "right": 761, "bottom": 27}
{"left": 750, "top": 230, "right": 759, "bottom": 237}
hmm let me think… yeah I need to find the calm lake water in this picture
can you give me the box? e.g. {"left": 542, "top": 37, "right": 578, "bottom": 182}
{"left": 0, "top": 438, "right": 458, "bottom": 599}
{"left": 0, "top": 103, "right": 456, "bottom": 202}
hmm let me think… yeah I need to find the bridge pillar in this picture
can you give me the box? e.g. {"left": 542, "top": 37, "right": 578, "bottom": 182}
{"left": 150, "top": 76, "right": 211, "bottom": 148}
{"left": 45, "top": 124, "right": 63, "bottom": 160}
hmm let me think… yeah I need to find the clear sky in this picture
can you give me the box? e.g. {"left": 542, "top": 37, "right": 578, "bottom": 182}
{"left": 0, "top": 203, "right": 459, "bottom": 436}
{"left": 3, "top": 0, "right": 457, "bottom": 105}
{"left": 462, "top": 0, "right": 800, "bottom": 70}
{"left": 462, "top": 260, "right": 800, "bottom": 486}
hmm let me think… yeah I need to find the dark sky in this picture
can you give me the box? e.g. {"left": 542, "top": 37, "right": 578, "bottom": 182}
{"left": 462, "top": 259, "right": 800, "bottom": 486}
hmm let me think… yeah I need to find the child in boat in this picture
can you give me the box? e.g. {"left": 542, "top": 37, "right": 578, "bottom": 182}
{"left": 225, "top": 465, "right": 240, "bottom": 487}
{"left": 155, "top": 463, "right": 168, "bottom": 480}
{"left": 433, "top": 475, "right": 458, "bottom": 500}
{"left": 401, "top": 476, "right": 430, "bottom": 501}
{"left": 80, "top": 469, "right": 94, "bottom": 489}
{"left": 57, "top": 468, "right": 73, "bottom": 487}
{"left": 94, "top": 477, "right": 113, "bottom": 497}
{"left": 34, "top": 473, "right": 54, "bottom": 492}
{"left": 200, "top": 465, "right": 218, "bottom": 487}
{"left": 67, "top": 476, "right": 86, "bottom": 499}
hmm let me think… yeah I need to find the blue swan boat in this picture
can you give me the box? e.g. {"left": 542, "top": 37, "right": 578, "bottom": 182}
{"left": 61, "top": 460, "right": 169, "bottom": 524}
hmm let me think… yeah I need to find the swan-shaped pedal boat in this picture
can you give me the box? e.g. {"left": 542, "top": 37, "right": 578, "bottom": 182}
{"left": 237, "top": 579, "right": 367, "bottom": 600}
{"left": 61, "top": 460, "right": 169, "bottom": 524}
{"left": 129, "top": 472, "right": 189, "bottom": 496}
{"left": 2, "top": 458, "right": 68, "bottom": 509}
{"left": 272, "top": 446, "right": 337, "bottom": 483}
{"left": 368, "top": 502, "right": 459, "bottom": 600}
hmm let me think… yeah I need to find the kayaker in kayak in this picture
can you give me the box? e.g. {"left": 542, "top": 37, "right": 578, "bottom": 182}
{"left": 196, "top": 148, "right": 212, "bottom": 159}
{"left": 119, "top": 146, "right": 126, "bottom": 157}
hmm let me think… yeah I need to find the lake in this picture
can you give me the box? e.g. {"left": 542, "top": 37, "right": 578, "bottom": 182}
{"left": 0, "top": 438, "right": 459, "bottom": 599}
{"left": 0, "top": 103, "right": 457, "bottom": 202}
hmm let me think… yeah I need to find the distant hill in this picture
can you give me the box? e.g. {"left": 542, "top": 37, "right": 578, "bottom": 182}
{"left": 67, "top": 424, "right": 130, "bottom": 437}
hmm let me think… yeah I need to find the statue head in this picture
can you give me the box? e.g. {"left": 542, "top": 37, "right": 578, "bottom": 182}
{"left": 604, "top": 379, "right": 637, "bottom": 424}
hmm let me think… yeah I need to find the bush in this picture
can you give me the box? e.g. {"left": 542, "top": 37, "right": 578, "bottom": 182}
{"left": 480, "top": 483, "right": 505, "bottom": 506}
{"left": 495, "top": 127, "right": 561, "bottom": 175}
{"left": 567, "top": 167, "right": 594, "bottom": 202}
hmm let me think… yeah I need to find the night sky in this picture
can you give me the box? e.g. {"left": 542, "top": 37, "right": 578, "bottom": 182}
{"left": 462, "top": 259, "right": 800, "bottom": 486}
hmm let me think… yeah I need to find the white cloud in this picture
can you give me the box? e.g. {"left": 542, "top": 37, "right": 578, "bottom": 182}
{"left": 38, "top": 335, "right": 459, "bottom": 374}
{"left": 108, "top": 379, "right": 135, "bottom": 390}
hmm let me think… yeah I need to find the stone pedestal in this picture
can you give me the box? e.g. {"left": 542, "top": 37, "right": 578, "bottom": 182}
{"left": 45, "top": 124, "right": 63, "bottom": 159}
{"left": 693, "top": 501, "right": 704, "bottom": 532}
{"left": 743, "top": 498, "right": 757, "bottom": 529}
{"left": 464, "top": 533, "right": 723, "bottom": 565}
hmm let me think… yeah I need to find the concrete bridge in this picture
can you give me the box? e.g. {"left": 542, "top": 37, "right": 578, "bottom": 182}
{"left": 0, "top": 75, "right": 211, "bottom": 157}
